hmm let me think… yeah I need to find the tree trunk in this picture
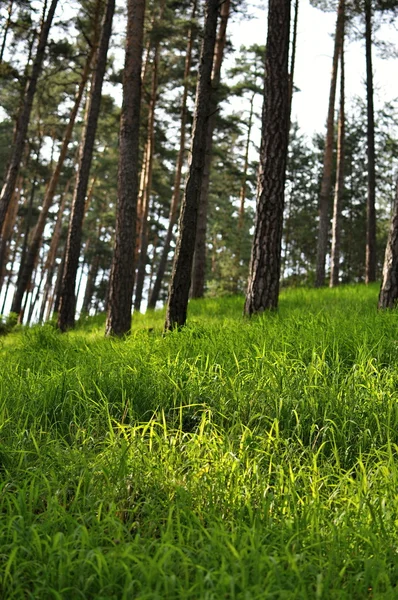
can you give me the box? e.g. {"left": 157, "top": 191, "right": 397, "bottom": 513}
{"left": 0, "top": 0, "right": 14, "bottom": 64}
{"left": 11, "top": 47, "right": 96, "bottom": 319}
{"left": 315, "top": 0, "right": 345, "bottom": 287}
{"left": 330, "top": 21, "right": 345, "bottom": 288}
{"left": 190, "top": 0, "right": 230, "bottom": 299}
{"left": 378, "top": 178, "right": 398, "bottom": 308}
{"left": 0, "top": 175, "right": 22, "bottom": 290}
{"left": 134, "top": 3, "right": 164, "bottom": 312}
{"left": 39, "top": 177, "right": 71, "bottom": 322}
{"left": 289, "top": 0, "right": 299, "bottom": 117}
{"left": 244, "top": 0, "right": 291, "bottom": 315}
{"left": 365, "top": 0, "right": 376, "bottom": 283}
{"left": 164, "top": 0, "right": 219, "bottom": 330}
{"left": 58, "top": 0, "right": 115, "bottom": 332}
{"left": 105, "top": 0, "right": 145, "bottom": 336}
{"left": 0, "top": 0, "right": 58, "bottom": 232}
{"left": 82, "top": 252, "right": 100, "bottom": 314}
{"left": 147, "top": 0, "right": 197, "bottom": 310}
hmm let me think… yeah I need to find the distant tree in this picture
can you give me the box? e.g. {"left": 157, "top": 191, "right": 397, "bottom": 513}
{"left": 330, "top": 17, "right": 345, "bottom": 286}
{"left": 313, "top": 0, "right": 345, "bottom": 287}
{"left": 244, "top": 0, "right": 291, "bottom": 315}
{"left": 0, "top": 0, "right": 59, "bottom": 258}
{"left": 164, "top": 0, "right": 219, "bottom": 330}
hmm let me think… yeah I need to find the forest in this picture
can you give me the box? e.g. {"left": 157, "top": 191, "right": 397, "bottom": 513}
{"left": 1, "top": 0, "right": 398, "bottom": 597}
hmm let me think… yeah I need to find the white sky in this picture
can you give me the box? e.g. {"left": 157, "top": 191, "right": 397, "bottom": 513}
{"left": 229, "top": 0, "right": 398, "bottom": 137}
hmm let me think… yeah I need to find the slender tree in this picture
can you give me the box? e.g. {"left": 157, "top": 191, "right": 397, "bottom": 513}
{"left": 11, "top": 43, "right": 97, "bottom": 319}
{"left": 58, "top": 0, "right": 115, "bottom": 331}
{"left": 314, "top": 0, "right": 345, "bottom": 287}
{"left": 0, "top": 0, "right": 58, "bottom": 232}
{"left": 244, "top": 0, "right": 291, "bottom": 315}
{"left": 365, "top": 0, "right": 376, "bottom": 283}
{"left": 164, "top": 0, "right": 219, "bottom": 330}
{"left": 105, "top": 0, "right": 146, "bottom": 337}
{"left": 191, "top": 0, "right": 230, "bottom": 299}
{"left": 147, "top": 0, "right": 197, "bottom": 310}
{"left": 330, "top": 15, "right": 345, "bottom": 287}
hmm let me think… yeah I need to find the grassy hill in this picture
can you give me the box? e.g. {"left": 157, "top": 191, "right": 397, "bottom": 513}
{"left": 1, "top": 284, "right": 398, "bottom": 598}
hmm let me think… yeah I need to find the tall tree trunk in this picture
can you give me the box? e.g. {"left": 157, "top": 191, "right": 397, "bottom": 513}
{"left": 38, "top": 177, "right": 71, "bottom": 322}
{"left": 0, "top": 0, "right": 14, "bottom": 64}
{"left": 164, "top": 0, "right": 219, "bottom": 330}
{"left": 314, "top": 0, "right": 345, "bottom": 287}
{"left": 11, "top": 47, "right": 96, "bottom": 319}
{"left": 244, "top": 0, "right": 291, "bottom": 315}
{"left": 0, "top": 0, "right": 58, "bottom": 232}
{"left": 191, "top": 0, "right": 230, "bottom": 299}
{"left": 58, "top": 0, "right": 115, "bottom": 332}
{"left": 134, "top": 3, "right": 164, "bottom": 312}
{"left": 365, "top": 0, "right": 376, "bottom": 283}
{"left": 289, "top": 0, "right": 299, "bottom": 117}
{"left": 147, "top": 0, "right": 197, "bottom": 310}
{"left": 378, "top": 178, "right": 398, "bottom": 308}
{"left": 0, "top": 175, "right": 22, "bottom": 290}
{"left": 330, "top": 25, "right": 345, "bottom": 288}
{"left": 105, "top": 0, "right": 145, "bottom": 337}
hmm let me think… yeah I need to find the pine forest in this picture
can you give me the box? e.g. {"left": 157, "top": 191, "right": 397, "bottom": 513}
{"left": 1, "top": 0, "right": 398, "bottom": 597}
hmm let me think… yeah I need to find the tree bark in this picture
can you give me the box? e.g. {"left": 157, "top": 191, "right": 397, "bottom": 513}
{"left": 105, "top": 0, "right": 145, "bottom": 336}
{"left": 330, "top": 20, "right": 345, "bottom": 288}
{"left": 58, "top": 0, "right": 115, "bottom": 332}
{"left": 190, "top": 0, "right": 230, "bottom": 299}
{"left": 0, "top": 0, "right": 58, "bottom": 232}
{"left": 315, "top": 0, "right": 345, "bottom": 287}
{"left": 244, "top": 0, "right": 291, "bottom": 315}
{"left": 10, "top": 46, "right": 96, "bottom": 319}
{"left": 0, "top": 0, "right": 14, "bottom": 64}
{"left": 147, "top": 0, "right": 197, "bottom": 310}
{"left": 134, "top": 2, "right": 165, "bottom": 312}
{"left": 164, "top": 0, "right": 219, "bottom": 330}
{"left": 378, "top": 178, "right": 398, "bottom": 308}
{"left": 0, "top": 175, "right": 22, "bottom": 291}
{"left": 365, "top": 0, "right": 377, "bottom": 284}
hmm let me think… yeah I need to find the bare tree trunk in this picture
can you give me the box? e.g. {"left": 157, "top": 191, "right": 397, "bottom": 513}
{"left": 244, "top": 0, "right": 291, "bottom": 315}
{"left": 165, "top": 0, "right": 219, "bottom": 330}
{"left": 191, "top": 0, "right": 230, "bottom": 299}
{"left": 315, "top": 0, "right": 344, "bottom": 287}
{"left": 105, "top": 0, "right": 145, "bottom": 336}
{"left": 289, "top": 0, "right": 299, "bottom": 117}
{"left": 147, "top": 0, "right": 197, "bottom": 310}
{"left": 0, "top": 175, "right": 22, "bottom": 290}
{"left": 58, "top": 0, "right": 115, "bottom": 332}
{"left": 330, "top": 26, "right": 345, "bottom": 288}
{"left": 0, "top": 0, "right": 58, "bottom": 232}
{"left": 365, "top": 0, "right": 376, "bottom": 283}
{"left": 134, "top": 3, "right": 165, "bottom": 312}
{"left": 0, "top": 0, "right": 14, "bottom": 63}
{"left": 38, "top": 177, "right": 71, "bottom": 322}
{"left": 11, "top": 39, "right": 97, "bottom": 319}
{"left": 378, "top": 178, "right": 398, "bottom": 308}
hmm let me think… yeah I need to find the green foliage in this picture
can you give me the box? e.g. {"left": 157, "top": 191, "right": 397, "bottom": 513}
{"left": 1, "top": 286, "right": 398, "bottom": 596}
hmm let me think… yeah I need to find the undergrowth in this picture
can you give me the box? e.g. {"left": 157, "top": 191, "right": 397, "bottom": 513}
{"left": 1, "top": 284, "right": 398, "bottom": 598}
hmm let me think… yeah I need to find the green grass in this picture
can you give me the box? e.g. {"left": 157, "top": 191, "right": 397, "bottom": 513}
{"left": 1, "top": 283, "right": 398, "bottom": 598}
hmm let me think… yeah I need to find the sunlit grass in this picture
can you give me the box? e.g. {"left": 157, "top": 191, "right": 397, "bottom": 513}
{"left": 1, "top": 283, "right": 398, "bottom": 598}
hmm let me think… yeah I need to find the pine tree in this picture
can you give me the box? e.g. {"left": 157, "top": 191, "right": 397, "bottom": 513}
{"left": 244, "top": 0, "right": 291, "bottom": 315}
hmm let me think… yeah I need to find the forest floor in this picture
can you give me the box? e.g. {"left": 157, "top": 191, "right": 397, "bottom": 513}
{"left": 1, "top": 284, "right": 398, "bottom": 599}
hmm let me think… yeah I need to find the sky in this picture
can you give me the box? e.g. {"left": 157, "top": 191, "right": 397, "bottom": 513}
{"left": 228, "top": 0, "right": 398, "bottom": 138}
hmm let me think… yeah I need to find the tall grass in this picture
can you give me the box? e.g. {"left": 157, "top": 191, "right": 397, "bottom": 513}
{"left": 1, "top": 284, "right": 398, "bottom": 598}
